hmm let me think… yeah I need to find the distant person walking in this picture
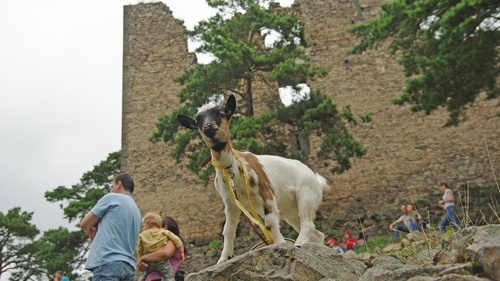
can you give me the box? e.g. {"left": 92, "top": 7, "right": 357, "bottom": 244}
{"left": 80, "top": 172, "right": 142, "bottom": 281}
{"left": 437, "top": 182, "right": 462, "bottom": 233}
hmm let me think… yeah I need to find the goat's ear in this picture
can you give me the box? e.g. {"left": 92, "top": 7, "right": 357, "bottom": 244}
{"left": 225, "top": 95, "right": 236, "bottom": 119}
{"left": 177, "top": 115, "right": 198, "bottom": 130}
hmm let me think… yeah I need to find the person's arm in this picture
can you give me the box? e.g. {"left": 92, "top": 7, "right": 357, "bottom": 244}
{"left": 135, "top": 235, "right": 143, "bottom": 260}
{"left": 415, "top": 211, "right": 423, "bottom": 221}
{"left": 179, "top": 245, "right": 186, "bottom": 262}
{"left": 137, "top": 240, "right": 176, "bottom": 272}
{"left": 79, "top": 212, "right": 99, "bottom": 239}
{"left": 438, "top": 200, "right": 444, "bottom": 208}
{"left": 165, "top": 230, "right": 184, "bottom": 249}
{"left": 164, "top": 230, "right": 186, "bottom": 262}
{"left": 389, "top": 220, "right": 396, "bottom": 230}
{"left": 389, "top": 217, "right": 402, "bottom": 230}
{"left": 139, "top": 240, "right": 176, "bottom": 262}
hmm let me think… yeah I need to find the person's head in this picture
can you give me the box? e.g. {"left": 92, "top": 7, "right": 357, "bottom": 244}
{"left": 407, "top": 204, "right": 414, "bottom": 212}
{"left": 162, "top": 216, "right": 180, "bottom": 236}
{"left": 54, "top": 271, "right": 62, "bottom": 280}
{"left": 439, "top": 182, "right": 449, "bottom": 193}
{"left": 400, "top": 204, "right": 408, "bottom": 214}
{"left": 326, "top": 237, "right": 337, "bottom": 247}
{"left": 344, "top": 230, "right": 352, "bottom": 239}
{"left": 111, "top": 173, "right": 135, "bottom": 194}
{"left": 142, "top": 212, "right": 162, "bottom": 230}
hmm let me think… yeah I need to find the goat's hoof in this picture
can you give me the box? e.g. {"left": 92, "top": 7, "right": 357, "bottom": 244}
{"left": 217, "top": 255, "right": 233, "bottom": 264}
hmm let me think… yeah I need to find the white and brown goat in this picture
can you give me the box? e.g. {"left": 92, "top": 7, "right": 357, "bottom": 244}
{"left": 177, "top": 95, "right": 329, "bottom": 263}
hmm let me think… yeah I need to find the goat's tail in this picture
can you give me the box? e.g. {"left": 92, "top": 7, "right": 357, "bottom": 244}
{"left": 315, "top": 173, "right": 331, "bottom": 192}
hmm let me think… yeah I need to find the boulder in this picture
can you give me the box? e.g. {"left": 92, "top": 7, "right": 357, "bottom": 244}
{"left": 434, "top": 225, "right": 500, "bottom": 281}
{"left": 186, "top": 242, "right": 366, "bottom": 281}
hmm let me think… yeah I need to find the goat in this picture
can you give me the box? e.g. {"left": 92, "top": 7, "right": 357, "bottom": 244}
{"left": 177, "top": 95, "right": 329, "bottom": 263}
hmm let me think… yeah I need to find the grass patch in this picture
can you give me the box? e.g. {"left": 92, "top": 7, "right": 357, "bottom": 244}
{"left": 357, "top": 235, "right": 392, "bottom": 253}
{"left": 390, "top": 242, "right": 434, "bottom": 265}
{"left": 208, "top": 239, "right": 222, "bottom": 250}
{"left": 327, "top": 229, "right": 344, "bottom": 239}
{"left": 413, "top": 197, "right": 429, "bottom": 205}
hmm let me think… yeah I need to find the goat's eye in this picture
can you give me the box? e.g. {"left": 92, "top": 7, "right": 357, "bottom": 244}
{"left": 220, "top": 112, "right": 226, "bottom": 118}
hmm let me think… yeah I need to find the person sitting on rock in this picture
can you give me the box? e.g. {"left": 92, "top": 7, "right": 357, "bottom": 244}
{"left": 406, "top": 204, "right": 423, "bottom": 231}
{"left": 341, "top": 230, "right": 358, "bottom": 252}
{"left": 389, "top": 204, "right": 419, "bottom": 240}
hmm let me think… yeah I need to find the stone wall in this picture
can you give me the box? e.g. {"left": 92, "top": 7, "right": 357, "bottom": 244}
{"left": 288, "top": 0, "right": 499, "bottom": 217}
{"left": 122, "top": 3, "right": 225, "bottom": 241}
{"left": 121, "top": 1, "right": 499, "bottom": 246}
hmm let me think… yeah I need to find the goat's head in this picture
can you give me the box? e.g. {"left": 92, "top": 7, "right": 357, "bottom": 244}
{"left": 177, "top": 95, "right": 236, "bottom": 151}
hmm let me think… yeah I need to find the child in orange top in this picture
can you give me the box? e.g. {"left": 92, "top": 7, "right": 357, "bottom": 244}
{"left": 135, "top": 212, "right": 185, "bottom": 281}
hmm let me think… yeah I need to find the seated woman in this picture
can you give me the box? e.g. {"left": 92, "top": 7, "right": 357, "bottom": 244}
{"left": 406, "top": 204, "right": 425, "bottom": 231}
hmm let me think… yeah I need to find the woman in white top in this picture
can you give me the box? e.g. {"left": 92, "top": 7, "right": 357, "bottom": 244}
{"left": 438, "top": 182, "right": 462, "bottom": 233}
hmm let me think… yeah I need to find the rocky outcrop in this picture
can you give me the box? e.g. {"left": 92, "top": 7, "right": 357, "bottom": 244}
{"left": 434, "top": 225, "right": 500, "bottom": 281}
{"left": 187, "top": 242, "right": 366, "bottom": 281}
{"left": 185, "top": 225, "right": 499, "bottom": 281}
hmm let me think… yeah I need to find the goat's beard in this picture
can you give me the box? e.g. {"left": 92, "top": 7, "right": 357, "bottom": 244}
{"left": 211, "top": 141, "right": 228, "bottom": 152}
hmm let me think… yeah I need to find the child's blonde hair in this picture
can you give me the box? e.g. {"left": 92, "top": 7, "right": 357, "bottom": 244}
{"left": 142, "top": 212, "right": 162, "bottom": 228}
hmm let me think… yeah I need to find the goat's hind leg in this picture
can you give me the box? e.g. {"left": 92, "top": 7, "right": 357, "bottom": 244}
{"left": 285, "top": 211, "right": 324, "bottom": 245}
{"left": 294, "top": 188, "right": 324, "bottom": 245}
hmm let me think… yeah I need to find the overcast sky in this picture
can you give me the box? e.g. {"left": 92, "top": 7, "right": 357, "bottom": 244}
{"left": 0, "top": 0, "right": 291, "bottom": 278}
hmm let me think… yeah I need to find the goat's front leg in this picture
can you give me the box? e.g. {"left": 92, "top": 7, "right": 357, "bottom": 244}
{"left": 217, "top": 199, "right": 240, "bottom": 263}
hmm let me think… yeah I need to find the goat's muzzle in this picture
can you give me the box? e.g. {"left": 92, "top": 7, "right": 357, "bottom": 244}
{"left": 202, "top": 123, "right": 218, "bottom": 138}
